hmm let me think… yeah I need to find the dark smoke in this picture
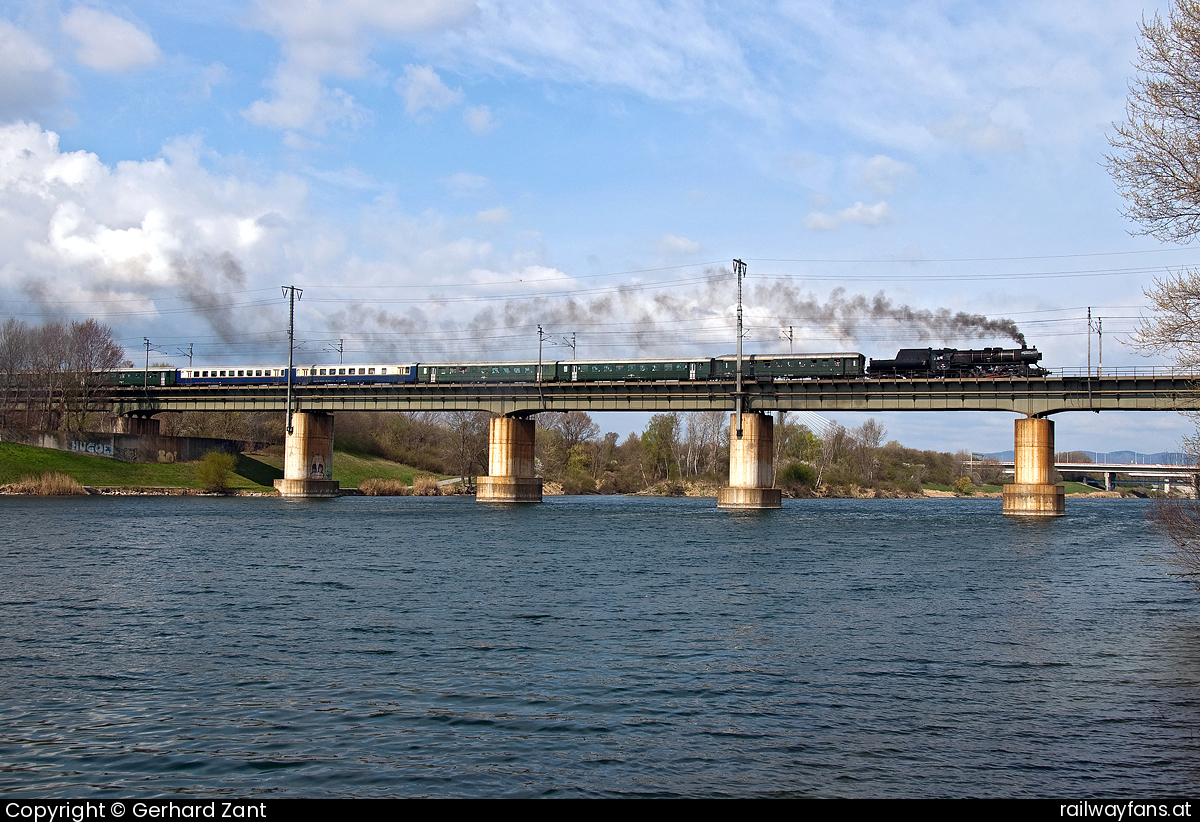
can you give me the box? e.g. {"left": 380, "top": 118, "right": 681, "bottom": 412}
{"left": 171, "top": 252, "right": 251, "bottom": 344}
{"left": 752, "top": 282, "right": 1027, "bottom": 347}
{"left": 324, "top": 269, "right": 1027, "bottom": 359}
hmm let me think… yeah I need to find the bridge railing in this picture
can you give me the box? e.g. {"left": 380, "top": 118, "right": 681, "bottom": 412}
{"left": 1046, "top": 366, "right": 1200, "bottom": 379}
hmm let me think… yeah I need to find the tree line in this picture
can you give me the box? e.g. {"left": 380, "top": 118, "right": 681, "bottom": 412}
{"left": 0, "top": 318, "right": 125, "bottom": 432}
{"left": 160, "top": 407, "right": 987, "bottom": 497}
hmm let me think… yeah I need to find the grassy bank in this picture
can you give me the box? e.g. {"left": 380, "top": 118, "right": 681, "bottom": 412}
{"left": 0, "top": 441, "right": 430, "bottom": 492}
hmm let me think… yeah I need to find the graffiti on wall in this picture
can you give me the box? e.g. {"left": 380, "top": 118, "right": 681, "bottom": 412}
{"left": 69, "top": 440, "right": 112, "bottom": 457}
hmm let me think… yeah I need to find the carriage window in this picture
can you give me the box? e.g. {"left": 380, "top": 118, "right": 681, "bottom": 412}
{"left": 338, "top": 368, "right": 346, "bottom": 375}
{"left": 368, "top": 368, "right": 375, "bottom": 375}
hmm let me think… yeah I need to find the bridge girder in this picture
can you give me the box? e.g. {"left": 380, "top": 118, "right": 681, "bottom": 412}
{"left": 108, "top": 375, "right": 1200, "bottom": 417}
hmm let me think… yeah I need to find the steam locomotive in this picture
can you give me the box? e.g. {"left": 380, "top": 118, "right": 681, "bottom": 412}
{"left": 109, "top": 347, "right": 1046, "bottom": 387}
{"left": 868, "top": 347, "right": 1045, "bottom": 378}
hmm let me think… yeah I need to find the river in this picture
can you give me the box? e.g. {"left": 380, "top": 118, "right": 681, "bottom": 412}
{"left": 0, "top": 496, "right": 1196, "bottom": 797}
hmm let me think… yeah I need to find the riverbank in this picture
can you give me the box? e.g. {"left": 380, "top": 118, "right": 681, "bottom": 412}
{"left": 0, "top": 440, "right": 434, "bottom": 493}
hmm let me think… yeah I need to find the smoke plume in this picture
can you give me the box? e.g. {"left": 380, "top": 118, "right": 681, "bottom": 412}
{"left": 323, "top": 268, "right": 1028, "bottom": 360}
{"left": 752, "top": 282, "right": 1027, "bottom": 348}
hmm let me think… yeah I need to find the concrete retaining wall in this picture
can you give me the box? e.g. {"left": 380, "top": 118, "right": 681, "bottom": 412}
{"left": 0, "top": 428, "right": 245, "bottom": 464}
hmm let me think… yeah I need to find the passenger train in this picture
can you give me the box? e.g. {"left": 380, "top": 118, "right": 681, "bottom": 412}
{"left": 109, "top": 347, "right": 1045, "bottom": 387}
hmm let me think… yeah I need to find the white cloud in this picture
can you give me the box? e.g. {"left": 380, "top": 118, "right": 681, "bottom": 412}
{"left": 245, "top": 0, "right": 476, "bottom": 132}
{"left": 397, "top": 64, "right": 464, "bottom": 116}
{"left": 463, "top": 104, "right": 495, "bottom": 134}
{"left": 476, "top": 206, "right": 511, "bottom": 224}
{"left": 859, "top": 155, "right": 913, "bottom": 196}
{"left": 62, "top": 7, "right": 161, "bottom": 73}
{"left": 656, "top": 233, "right": 702, "bottom": 254}
{"left": 776, "top": 152, "right": 834, "bottom": 190}
{"left": 453, "top": 2, "right": 764, "bottom": 111}
{"left": 931, "top": 113, "right": 1024, "bottom": 152}
{"left": 242, "top": 69, "right": 368, "bottom": 133}
{"left": 0, "top": 22, "right": 70, "bottom": 118}
{"left": 0, "top": 122, "right": 307, "bottom": 341}
{"left": 194, "top": 62, "right": 231, "bottom": 100}
{"left": 283, "top": 131, "right": 323, "bottom": 150}
{"left": 804, "top": 201, "right": 892, "bottom": 231}
{"left": 441, "top": 172, "right": 490, "bottom": 196}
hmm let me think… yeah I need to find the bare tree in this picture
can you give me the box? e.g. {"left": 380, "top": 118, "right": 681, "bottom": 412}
{"left": 1153, "top": 498, "right": 1200, "bottom": 587}
{"left": 444, "top": 410, "right": 490, "bottom": 485}
{"left": 63, "top": 319, "right": 124, "bottom": 431}
{"left": 852, "top": 419, "right": 887, "bottom": 483}
{"left": 31, "top": 321, "right": 68, "bottom": 430}
{"left": 685, "top": 410, "right": 726, "bottom": 477}
{"left": 0, "top": 319, "right": 30, "bottom": 428}
{"left": 1107, "top": 2, "right": 1200, "bottom": 582}
{"left": 815, "top": 423, "right": 849, "bottom": 488}
{"left": 546, "top": 411, "right": 600, "bottom": 451}
{"left": 1108, "top": 1, "right": 1200, "bottom": 243}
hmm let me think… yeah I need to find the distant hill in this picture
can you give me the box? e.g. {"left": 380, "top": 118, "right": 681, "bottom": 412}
{"left": 979, "top": 450, "right": 1195, "bottom": 465}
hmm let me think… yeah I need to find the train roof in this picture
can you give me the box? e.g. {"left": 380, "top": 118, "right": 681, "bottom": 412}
{"left": 713, "top": 352, "right": 864, "bottom": 360}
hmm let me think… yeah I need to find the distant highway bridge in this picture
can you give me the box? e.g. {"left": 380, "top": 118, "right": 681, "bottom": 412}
{"left": 993, "top": 461, "right": 1199, "bottom": 491}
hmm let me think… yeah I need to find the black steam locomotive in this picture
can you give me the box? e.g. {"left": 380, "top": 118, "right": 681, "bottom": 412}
{"left": 868, "top": 347, "right": 1045, "bottom": 378}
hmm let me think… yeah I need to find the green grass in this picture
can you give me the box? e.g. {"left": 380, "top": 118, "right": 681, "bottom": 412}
{"left": 0, "top": 441, "right": 432, "bottom": 491}
{"left": 250, "top": 449, "right": 444, "bottom": 488}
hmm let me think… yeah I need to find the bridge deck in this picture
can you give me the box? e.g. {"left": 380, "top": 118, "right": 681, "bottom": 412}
{"left": 109, "top": 374, "right": 1200, "bottom": 417}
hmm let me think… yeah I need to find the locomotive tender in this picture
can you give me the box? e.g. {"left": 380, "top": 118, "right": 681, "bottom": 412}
{"left": 112, "top": 347, "right": 1043, "bottom": 388}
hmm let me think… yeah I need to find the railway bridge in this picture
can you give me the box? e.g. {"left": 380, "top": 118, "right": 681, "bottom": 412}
{"left": 109, "top": 369, "right": 1200, "bottom": 515}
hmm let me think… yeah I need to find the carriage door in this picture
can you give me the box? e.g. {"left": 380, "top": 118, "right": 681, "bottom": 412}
{"left": 572, "top": 364, "right": 579, "bottom": 382}
{"left": 689, "top": 363, "right": 696, "bottom": 380}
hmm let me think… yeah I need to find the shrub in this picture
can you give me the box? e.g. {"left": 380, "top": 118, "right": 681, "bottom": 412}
{"left": 9, "top": 472, "right": 86, "bottom": 495}
{"left": 953, "top": 476, "right": 974, "bottom": 495}
{"left": 778, "top": 462, "right": 817, "bottom": 489}
{"left": 197, "top": 451, "right": 237, "bottom": 492}
{"left": 360, "top": 477, "right": 411, "bottom": 496}
{"left": 411, "top": 474, "right": 441, "bottom": 496}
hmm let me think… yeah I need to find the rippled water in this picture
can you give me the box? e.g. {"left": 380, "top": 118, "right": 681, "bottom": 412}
{"left": 1, "top": 495, "right": 1197, "bottom": 797}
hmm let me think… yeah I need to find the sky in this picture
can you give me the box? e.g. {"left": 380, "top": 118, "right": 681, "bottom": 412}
{"left": 0, "top": 0, "right": 1197, "bottom": 453}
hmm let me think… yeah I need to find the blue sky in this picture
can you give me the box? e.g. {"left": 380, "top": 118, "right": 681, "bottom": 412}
{"left": 0, "top": 0, "right": 1196, "bottom": 452}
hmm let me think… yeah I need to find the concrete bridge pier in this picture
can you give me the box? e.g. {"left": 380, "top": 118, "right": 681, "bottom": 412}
{"left": 718, "top": 412, "right": 782, "bottom": 510}
{"left": 118, "top": 415, "right": 159, "bottom": 436}
{"left": 274, "top": 412, "right": 340, "bottom": 498}
{"left": 477, "top": 415, "right": 542, "bottom": 503}
{"left": 1002, "top": 417, "right": 1065, "bottom": 516}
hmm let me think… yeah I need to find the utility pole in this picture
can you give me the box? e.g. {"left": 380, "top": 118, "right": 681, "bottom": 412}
{"left": 1098, "top": 317, "right": 1103, "bottom": 377}
{"left": 561, "top": 332, "right": 576, "bottom": 360}
{"left": 327, "top": 338, "right": 344, "bottom": 364}
{"left": 282, "top": 285, "right": 303, "bottom": 434}
{"left": 733, "top": 258, "right": 746, "bottom": 439}
{"left": 1086, "top": 306, "right": 1095, "bottom": 409}
{"left": 780, "top": 325, "right": 794, "bottom": 356}
{"left": 537, "top": 325, "right": 549, "bottom": 409}
{"left": 143, "top": 337, "right": 151, "bottom": 393}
